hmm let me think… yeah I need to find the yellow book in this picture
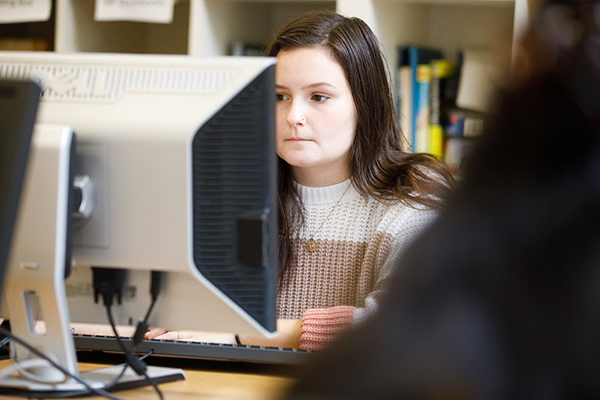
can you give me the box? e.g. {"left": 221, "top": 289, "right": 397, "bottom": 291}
{"left": 429, "top": 59, "right": 456, "bottom": 159}
{"left": 0, "top": 38, "right": 49, "bottom": 51}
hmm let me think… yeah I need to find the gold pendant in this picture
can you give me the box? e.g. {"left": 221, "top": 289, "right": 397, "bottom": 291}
{"left": 306, "top": 239, "right": 316, "bottom": 252}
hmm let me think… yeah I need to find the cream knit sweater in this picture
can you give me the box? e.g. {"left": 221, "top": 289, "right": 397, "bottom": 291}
{"left": 277, "top": 179, "right": 439, "bottom": 351}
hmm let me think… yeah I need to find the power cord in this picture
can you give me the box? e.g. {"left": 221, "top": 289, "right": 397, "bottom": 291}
{"left": 0, "top": 270, "right": 166, "bottom": 399}
{"left": 104, "top": 307, "right": 163, "bottom": 399}
{"left": 100, "top": 350, "right": 155, "bottom": 393}
{"left": 0, "top": 320, "right": 11, "bottom": 359}
{"left": 92, "top": 267, "right": 164, "bottom": 400}
{"left": 48, "top": 351, "right": 156, "bottom": 399}
{"left": 8, "top": 338, "right": 68, "bottom": 385}
{"left": 0, "top": 325, "right": 122, "bottom": 400}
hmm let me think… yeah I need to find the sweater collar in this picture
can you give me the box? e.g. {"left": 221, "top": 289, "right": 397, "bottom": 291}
{"left": 294, "top": 179, "right": 354, "bottom": 206}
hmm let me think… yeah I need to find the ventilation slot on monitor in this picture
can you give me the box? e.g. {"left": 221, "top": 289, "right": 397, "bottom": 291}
{"left": 0, "top": 64, "right": 235, "bottom": 102}
{"left": 192, "top": 66, "right": 276, "bottom": 327}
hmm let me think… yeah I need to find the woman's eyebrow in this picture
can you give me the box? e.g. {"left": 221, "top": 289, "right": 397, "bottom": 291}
{"left": 302, "top": 82, "right": 336, "bottom": 90}
{"left": 275, "top": 82, "right": 336, "bottom": 90}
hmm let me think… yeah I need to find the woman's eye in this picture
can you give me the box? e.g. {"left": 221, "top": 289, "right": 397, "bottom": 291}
{"left": 276, "top": 93, "right": 288, "bottom": 102}
{"left": 312, "top": 94, "right": 328, "bottom": 102}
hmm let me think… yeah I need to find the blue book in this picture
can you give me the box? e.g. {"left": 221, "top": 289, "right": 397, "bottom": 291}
{"left": 414, "top": 64, "right": 432, "bottom": 153}
{"left": 407, "top": 45, "right": 443, "bottom": 152}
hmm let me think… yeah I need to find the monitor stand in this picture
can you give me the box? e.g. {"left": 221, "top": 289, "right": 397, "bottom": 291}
{"left": 0, "top": 124, "right": 185, "bottom": 396}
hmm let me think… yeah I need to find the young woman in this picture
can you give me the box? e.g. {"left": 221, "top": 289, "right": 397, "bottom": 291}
{"left": 147, "top": 9, "right": 454, "bottom": 350}
{"left": 285, "top": 1, "right": 600, "bottom": 398}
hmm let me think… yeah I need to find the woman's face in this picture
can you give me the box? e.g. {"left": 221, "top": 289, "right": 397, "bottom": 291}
{"left": 275, "top": 46, "right": 357, "bottom": 187}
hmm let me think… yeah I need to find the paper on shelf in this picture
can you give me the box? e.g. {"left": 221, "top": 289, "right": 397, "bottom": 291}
{"left": 456, "top": 49, "right": 508, "bottom": 113}
{"left": 0, "top": 0, "right": 51, "bottom": 23}
{"left": 94, "top": 0, "right": 175, "bottom": 24}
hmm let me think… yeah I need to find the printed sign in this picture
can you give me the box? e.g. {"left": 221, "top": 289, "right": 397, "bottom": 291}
{"left": 95, "top": 0, "right": 175, "bottom": 24}
{"left": 0, "top": 0, "right": 51, "bottom": 23}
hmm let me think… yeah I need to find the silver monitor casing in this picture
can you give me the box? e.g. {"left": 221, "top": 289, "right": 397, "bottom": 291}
{"left": 0, "top": 52, "right": 278, "bottom": 338}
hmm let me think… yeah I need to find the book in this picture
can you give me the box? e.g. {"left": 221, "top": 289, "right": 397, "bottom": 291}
{"left": 428, "top": 59, "right": 457, "bottom": 159}
{"left": 230, "top": 41, "right": 265, "bottom": 56}
{"left": 396, "top": 45, "right": 412, "bottom": 151}
{"left": 0, "top": 38, "right": 48, "bottom": 51}
{"left": 446, "top": 108, "right": 486, "bottom": 138}
{"left": 443, "top": 137, "right": 476, "bottom": 176}
{"left": 414, "top": 64, "right": 432, "bottom": 154}
{"left": 406, "top": 45, "right": 443, "bottom": 152}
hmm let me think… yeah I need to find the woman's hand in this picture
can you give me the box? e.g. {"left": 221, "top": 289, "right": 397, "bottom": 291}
{"left": 144, "top": 319, "right": 303, "bottom": 348}
{"left": 144, "top": 328, "right": 237, "bottom": 344}
{"left": 238, "top": 319, "right": 302, "bottom": 349}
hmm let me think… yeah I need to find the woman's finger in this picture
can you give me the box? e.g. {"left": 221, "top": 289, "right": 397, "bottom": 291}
{"left": 144, "top": 328, "right": 169, "bottom": 339}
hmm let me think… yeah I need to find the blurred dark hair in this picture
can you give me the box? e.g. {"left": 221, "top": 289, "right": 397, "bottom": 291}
{"left": 265, "top": 10, "right": 454, "bottom": 271}
{"left": 283, "top": 1, "right": 600, "bottom": 398}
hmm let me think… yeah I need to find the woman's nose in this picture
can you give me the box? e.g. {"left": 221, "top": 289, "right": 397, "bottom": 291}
{"left": 287, "top": 101, "right": 306, "bottom": 126}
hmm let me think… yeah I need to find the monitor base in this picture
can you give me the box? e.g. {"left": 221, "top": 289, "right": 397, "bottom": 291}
{"left": 0, "top": 364, "right": 186, "bottom": 398}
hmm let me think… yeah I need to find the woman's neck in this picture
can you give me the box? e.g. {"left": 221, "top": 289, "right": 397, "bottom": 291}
{"left": 292, "top": 166, "right": 351, "bottom": 188}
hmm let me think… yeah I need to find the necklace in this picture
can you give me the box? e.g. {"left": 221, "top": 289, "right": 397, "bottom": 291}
{"left": 305, "top": 182, "right": 352, "bottom": 252}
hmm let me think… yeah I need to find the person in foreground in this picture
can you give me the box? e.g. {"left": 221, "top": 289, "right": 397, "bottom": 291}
{"left": 283, "top": 0, "right": 600, "bottom": 397}
{"left": 146, "top": 10, "right": 453, "bottom": 350}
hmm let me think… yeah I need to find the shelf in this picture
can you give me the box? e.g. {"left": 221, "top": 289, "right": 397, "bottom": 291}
{"left": 342, "top": 0, "right": 516, "bottom": 77}
{"left": 55, "top": 0, "right": 190, "bottom": 54}
{"left": 0, "top": 0, "right": 56, "bottom": 51}
{"left": 189, "top": 0, "right": 335, "bottom": 56}
{"left": 0, "top": 0, "right": 532, "bottom": 63}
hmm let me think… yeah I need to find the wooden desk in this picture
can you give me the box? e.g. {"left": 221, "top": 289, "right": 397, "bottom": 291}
{"left": 0, "top": 356, "right": 298, "bottom": 399}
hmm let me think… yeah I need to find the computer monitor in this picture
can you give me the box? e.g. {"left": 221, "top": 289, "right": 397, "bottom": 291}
{"left": 0, "top": 52, "right": 278, "bottom": 393}
{"left": 0, "top": 79, "right": 40, "bottom": 295}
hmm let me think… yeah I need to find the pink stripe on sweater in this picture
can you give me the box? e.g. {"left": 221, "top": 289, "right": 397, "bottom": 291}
{"left": 300, "top": 305, "right": 356, "bottom": 351}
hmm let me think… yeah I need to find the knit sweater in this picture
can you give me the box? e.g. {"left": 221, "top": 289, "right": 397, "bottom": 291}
{"left": 277, "top": 179, "right": 439, "bottom": 351}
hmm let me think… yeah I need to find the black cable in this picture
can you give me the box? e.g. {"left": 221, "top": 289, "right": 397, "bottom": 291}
{"left": 0, "top": 270, "right": 166, "bottom": 399}
{"left": 96, "top": 350, "right": 155, "bottom": 393}
{"left": 0, "top": 316, "right": 128, "bottom": 397}
{"left": 143, "top": 300, "right": 157, "bottom": 325}
{"left": 105, "top": 305, "right": 163, "bottom": 400}
{"left": 60, "top": 350, "right": 155, "bottom": 398}
{"left": 91, "top": 267, "right": 162, "bottom": 399}
{"left": 0, "top": 325, "right": 122, "bottom": 400}
{"left": 0, "top": 320, "right": 11, "bottom": 358}
{"left": 122, "top": 271, "right": 164, "bottom": 398}
{"left": 144, "top": 271, "right": 164, "bottom": 323}
{"left": 96, "top": 269, "right": 166, "bottom": 400}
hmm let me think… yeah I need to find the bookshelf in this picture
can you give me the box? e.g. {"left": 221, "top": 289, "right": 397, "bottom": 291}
{"left": 188, "top": 1, "right": 336, "bottom": 56}
{"left": 0, "top": 0, "right": 536, "bottom": 60}
{"left": 353, "top": 0, "right": 539, "bottom": 68}
{"left": 0, "top": 0, "right": 538, "bottom": 172}
{"left": 56, "top": 0, "right": 336, "bottom": 56}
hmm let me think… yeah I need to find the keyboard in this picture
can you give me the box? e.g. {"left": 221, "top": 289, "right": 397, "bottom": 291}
{"left": 73, "top": 334, "right": 316, "bottom": 366}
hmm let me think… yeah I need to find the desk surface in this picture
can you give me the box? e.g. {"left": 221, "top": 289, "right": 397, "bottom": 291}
{"left": 0, "top": 356, "right": 298, "bottom": 399}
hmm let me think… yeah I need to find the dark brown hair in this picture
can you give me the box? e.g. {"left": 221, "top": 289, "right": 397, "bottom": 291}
{"left": 266, "top": 10, "right": 455, "bottom": 270}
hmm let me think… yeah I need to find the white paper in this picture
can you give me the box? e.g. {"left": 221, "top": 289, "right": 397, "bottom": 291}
{"left": 0, "top": 0, "right": 51, "bottom": 23}
{"left": 94, "top": 0, "right": 175, "bottom": 24}
{"left": 456, "top": 49, "right": 508, "bottom": 113}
